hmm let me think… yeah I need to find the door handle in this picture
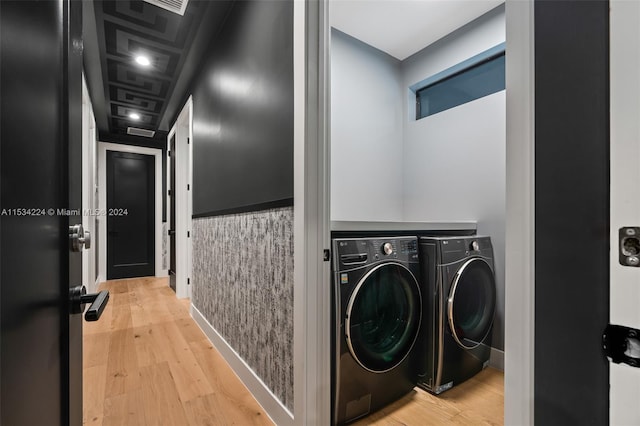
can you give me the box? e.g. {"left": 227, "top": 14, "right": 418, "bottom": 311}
{"left": 168, "top": 229, "right": 176, "bottom": 236}
{"left": 69, "top": 224, "right": 91, "bottom": 251}
{"left": 70, "top": 285, "right": 109, "bottom": 321}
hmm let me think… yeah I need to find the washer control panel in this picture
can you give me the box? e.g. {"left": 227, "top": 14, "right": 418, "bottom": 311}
{"left": 333, "top": 236, "right": 419, "bottom": 271}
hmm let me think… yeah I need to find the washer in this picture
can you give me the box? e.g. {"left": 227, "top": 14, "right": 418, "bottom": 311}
{"left": 417, "top": 236, "right": 496, "bottom": 394}
{"left": 332, "top": 236, "right": 422, "bottom": 425}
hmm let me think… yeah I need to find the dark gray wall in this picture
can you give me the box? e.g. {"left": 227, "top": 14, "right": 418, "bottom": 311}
{"left": 191, "top": 0, "right": 293, "bottom": 216}
{"left": 188, "top": 0, "right": 295, "bottom": 410}
{"left": 534, "top": 1, "right": 609, "bottom": 424}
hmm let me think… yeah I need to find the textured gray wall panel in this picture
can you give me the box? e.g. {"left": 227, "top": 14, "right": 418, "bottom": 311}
{"left": 192, "top": 207, "right": 294, "bottom": 410}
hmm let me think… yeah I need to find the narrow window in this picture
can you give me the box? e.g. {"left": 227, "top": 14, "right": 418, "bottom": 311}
{"left": 416, "top": 51, "right": 505, "bottom": 120}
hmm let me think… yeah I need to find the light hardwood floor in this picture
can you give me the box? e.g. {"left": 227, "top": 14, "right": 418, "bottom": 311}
{"left": 352, "top": 368, "right": 504, "bottom": 426}
{"left": 83, "top": 277, "right": 503, "bottom": 425}
{"left": 83, "top": 277, "right": 273, "bottom": 426}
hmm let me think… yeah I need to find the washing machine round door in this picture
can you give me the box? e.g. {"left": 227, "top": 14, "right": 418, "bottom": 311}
{"left": 447, "top": 257, "right": 496, "bottom": 350}
{"left": 345, "top": 263, "right": 421, "bottom": 373}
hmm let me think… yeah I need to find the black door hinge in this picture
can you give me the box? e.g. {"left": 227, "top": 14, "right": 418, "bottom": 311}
{"left": 187, "top": 278, "right": 190, "bottom": 285}
{"left": 168, "top": 190, "right": 171, "bottom": 196}
{"left": 168, "top": 150, "right": 171, "bottom": 157}
{"left": 323, "top": 249, "right": 331, "bottom": 261}
{"left": 187, "top": 138, "right": 190, "bottom": 145}
{"left": 187, "top": 231, "right": 190, "bottom": 238}
{"left": 187, "top": 184, "right": 190, "bottom": 191}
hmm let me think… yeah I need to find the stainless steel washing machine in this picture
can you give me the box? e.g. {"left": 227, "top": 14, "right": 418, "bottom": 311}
{"left": 417, "top": 236, "right": 496, "bottom": 394}
{"left": 332, "top": 236, "right": 422, "bottom": 424}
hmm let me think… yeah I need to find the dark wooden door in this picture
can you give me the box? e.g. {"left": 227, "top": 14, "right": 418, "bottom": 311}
{"left": 0, "top": 1, "right": 84, "bottom": 425}
{"left": 169, "top": 135, "right": 177, "bottom": 291}
{"left": 106, "top": 151, "right": 155, "bottom": 279}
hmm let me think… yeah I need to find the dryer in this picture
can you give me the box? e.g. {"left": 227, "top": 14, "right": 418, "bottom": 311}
{"left": 332, "top": 236, "right": 422, "bottom": 424}
{"left": 417, "top": 236, "right": 496, "bottom": 394}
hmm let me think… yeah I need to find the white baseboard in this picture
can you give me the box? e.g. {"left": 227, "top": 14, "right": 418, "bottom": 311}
{"left": 191, "top": 304, "right": 294, "bottom": 426}
{"left": 489, "top": 347, "right": 505, "bottom": 371}
{"left": 156, "top": 269, "right": 169, "bottom": 278}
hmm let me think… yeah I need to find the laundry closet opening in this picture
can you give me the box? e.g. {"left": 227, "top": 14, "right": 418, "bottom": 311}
{"left": 329, "top": 1, "right": 505, "bottom": 423}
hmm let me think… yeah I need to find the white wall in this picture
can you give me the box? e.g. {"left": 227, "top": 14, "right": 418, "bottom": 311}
{"left": 330, "top": 29, "right": 404, "bottom": 221}
{"left": 401, "top": 5, "right": 506, "bottom": 351}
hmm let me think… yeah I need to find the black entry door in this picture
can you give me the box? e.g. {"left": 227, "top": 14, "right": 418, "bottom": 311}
{"left": 106, "top": 151, "right": 155, "bottom": 279}
{"left": 1, "top": 1, "right": 84, "bottom": 425}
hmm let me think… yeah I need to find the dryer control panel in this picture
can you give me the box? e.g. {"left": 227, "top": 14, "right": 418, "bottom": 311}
{"left": 332, "top": 236, "right": 419, "bottom": 272}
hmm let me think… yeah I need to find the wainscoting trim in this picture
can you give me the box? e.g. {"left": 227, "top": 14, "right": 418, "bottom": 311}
{"left": 191, "top": 304, "right": 294, "bottom": 426}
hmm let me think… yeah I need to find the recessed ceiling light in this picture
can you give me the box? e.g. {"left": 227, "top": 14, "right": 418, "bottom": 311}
{"left": 129, "top": 112, "right": 141, "bottom": 120}
{"left": 134, "top": 55, "right": 151, "bottom": 67}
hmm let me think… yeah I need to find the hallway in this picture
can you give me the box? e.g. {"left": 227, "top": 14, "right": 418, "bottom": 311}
{"left": 82, "top": 277, "right": 273, "bottom": 426}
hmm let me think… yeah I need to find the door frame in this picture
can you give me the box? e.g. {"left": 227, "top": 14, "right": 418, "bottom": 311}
{"left": 504, "top": 1, "right": 535, "bottom": 424}
{"left": 310, "top": 0, "right": 537, "bottom": 423}
{"left": 610, "top": 0, "right": 640, "bottom": 423}
{"left": 97, "top": 142, "right": 164, "bottom": 281}
{"left": 167, "top": 96, "right": 193, "bottom": 299}
{"left": 82, "top": 74, "right": 99, "bottom": 294}
{"left": 293, "top": 0, "right": 332, "bottom": 424}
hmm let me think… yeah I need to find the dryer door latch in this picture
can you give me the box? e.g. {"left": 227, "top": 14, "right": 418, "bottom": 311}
{"left": 603, "top": 324, "right": 640, "bottom": 368}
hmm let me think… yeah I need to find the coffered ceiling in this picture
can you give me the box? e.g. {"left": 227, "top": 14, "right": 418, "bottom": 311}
{"left": 83, "top": 0, "right": 233, "bottom": 145}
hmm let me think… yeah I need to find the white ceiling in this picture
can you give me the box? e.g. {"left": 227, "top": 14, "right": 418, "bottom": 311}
{"left": 330, "top": 0, "right": 504, "bottom": 60}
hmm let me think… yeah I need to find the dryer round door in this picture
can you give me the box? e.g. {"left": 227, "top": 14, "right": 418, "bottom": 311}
{"left": 447, "top": 257, "right": 497, "bottom": 350}
{"left": 345, "top": 263, "right": 421, "bottom": 373}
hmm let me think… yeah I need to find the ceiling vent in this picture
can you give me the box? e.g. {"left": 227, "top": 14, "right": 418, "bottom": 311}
{"left": 143, "top": 0, "right": 189, "bottom": 16}
{"left": 127, "top": 127, "right": 156, "bottom": 138}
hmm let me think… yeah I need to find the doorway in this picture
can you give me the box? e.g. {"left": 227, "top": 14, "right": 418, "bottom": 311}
{"left": 324, "top": 0, "right": 611, "bottom": 424}
{"left": 98, "top": 143, "right": 164, "bottom": 281}
{"left": 167, "top": 97, "right": 193, "bottom": 300}
{"left": 106, "top": 150, "right": 155, "bottom": 279}
{"left": 169, "top": 133, "right": 177, "bottom": 292}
